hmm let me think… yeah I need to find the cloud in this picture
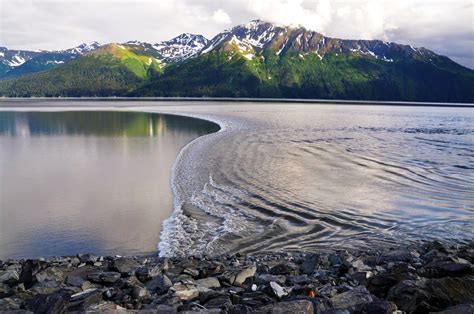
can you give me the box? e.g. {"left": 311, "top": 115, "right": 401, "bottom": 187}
{"left": 212, "top": 9, "right": 232, "bottom": 24}
{"left": 0, "top": 0, "right": 472, "bottom": 68}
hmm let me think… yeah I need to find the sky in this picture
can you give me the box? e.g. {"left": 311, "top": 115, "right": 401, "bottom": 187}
{"left": 0, "top": 0, "right": 473, "bottom": 68}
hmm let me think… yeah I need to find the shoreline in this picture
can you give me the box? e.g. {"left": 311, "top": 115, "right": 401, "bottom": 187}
{"left": 1, "top": 240, "right": 473, "bottom": 313}
{"left": 1, "top": 97, "right": 474, "bottom": 108}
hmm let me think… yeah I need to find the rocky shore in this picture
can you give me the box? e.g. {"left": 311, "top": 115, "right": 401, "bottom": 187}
{"left": 1, "top": 241, "right": 473, "bottom": 313}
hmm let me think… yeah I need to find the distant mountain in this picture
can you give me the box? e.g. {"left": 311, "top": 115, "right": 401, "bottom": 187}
{"left": 1, "top": 20, "right": 473, "bottom": 102}
{"left": 0, "top": 42, "right": 101, "bottom": 80}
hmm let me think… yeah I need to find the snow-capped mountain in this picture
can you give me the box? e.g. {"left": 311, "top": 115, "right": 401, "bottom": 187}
{"left": 0, "top": 48, "right": 42, "bottom": 69}
{"left": 201, "top": 19, "right": 435, "bottom": 63}
{"left": 62, "top": 41, "right": 101, "bottom": 55}
{"left": 0, "top": 42, "right": 102, "bottom": 79}
{"left": 152, "top": 33, "right": 209, "bottom": 63}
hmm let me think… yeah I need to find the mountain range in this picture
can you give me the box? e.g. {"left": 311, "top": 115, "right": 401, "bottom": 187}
{"left": 1, "top": 20, "right": 473, "bottom": 102}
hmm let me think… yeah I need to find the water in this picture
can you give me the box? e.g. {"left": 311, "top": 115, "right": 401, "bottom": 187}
{"left": 0, "top": 103, "right": 473, "bottom": 259}
{"left": 149, "top": 103, "right": 474, "bottom": 257}
{"left": 0, "top": 110, "right": 219, "bottom": 259}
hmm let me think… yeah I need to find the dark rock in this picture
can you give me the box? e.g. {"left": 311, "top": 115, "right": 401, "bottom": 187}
{"left": 0, "top": 270, "right": 20, "bottom": 285}
{"left": 83, "top": 301, "right": 127, "bottom": 312}
{"left": 204, "top": 295, "right": 232, "bottom": 309}
{"left": 19, "top": 260, "right": 37, "bottom": 288}
{"left": 78, "top": 254, "right": 98, "bottom": 264}
{"left": 434, "top": 304, "right": 474, "bottom": 314}
{"left": 68, "top": 288, "right": 103, "bottom": 310}
{"left": 27, "top": 290, "right": 71, "bottom": 313}
{"left": 328, "top": 254, "right": 342, "bottom": 267}
{"left": 112, "top": 257, "right": 141, "bottom": 276}
{"left": 383, "top": 249, "right": 420, "bottom": 262}
{"left": 241, "top": 291, "right": 273, "bottom": 307}
{"left": 87, "top": 271, "right": 121, "bottom": 284}
{"left": 427, "top": 276, "right": 474, "bottom": 308}
{"left": 300, "top": 254, "right": 319, "bottom": 275}
{"left": 0, "top": 283, "right": 13, "bottom": 298}
{"left": 228, "top": 304, "right": 252, "bottom": 313}
{"left": 145, "top": 274, "right": 172, "bottom": 294}
{"left": 387, "top": 279, "right": 431, "bottom": 313}
{"left": 288, "top": 275, "right": 312, "bottom": 285}
{"left": 30, "top": 280, "right": 61, "bottom": 294}
{"left": 135, "top": 265, "right": 162, "bottom": 283}
{"left": 143, "top": 303, "right": 177, "bottom": 313}
{"left": 256, "top": 274, "right": 286, "bottom": 285}
{"left": 270, "top": 263, "right": 298, "bottom": 276}
{"left": 0, "top": 297, "right": 23, "bottom": 311}
{"left": 65, "top": 275, "right": 85, "bottom": 288}
{"left": 182, "top": 268, "right": 199, "bottom": 278}
{"left": 256, "top": 300, "right": 314, "bottom": 314}
{"left": 367, "top": 274, "right": 399, "bottom": 298}
{"left": 423, "top": 261, "right": 472, "bottom": 278}
{"left": 349, "top": 271, "right": 373, "bottom": 286}
{"left": 35, "top": 267, "right": 64, "bottom": 283}
{"left": 317, "top": 284, "right": 337, "bottom": 298}
{"left": 367, "top": 300, "right": 398, "bottom": 314}
{"left": 330, "top": 285, "right": 373, "bottom": 311}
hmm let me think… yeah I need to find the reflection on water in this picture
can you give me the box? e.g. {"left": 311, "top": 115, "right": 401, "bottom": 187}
{"left": 0, "top": 111, "right": 219, "bottom": 259}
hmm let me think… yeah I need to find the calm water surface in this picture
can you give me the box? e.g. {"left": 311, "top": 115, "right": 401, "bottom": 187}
{"left": 0, "top": 110, "right": 219, "bottom": 259}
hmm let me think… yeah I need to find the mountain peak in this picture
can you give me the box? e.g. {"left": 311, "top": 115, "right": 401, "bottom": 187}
{"left": 152, "top": 33, "right": 209, "bottom": 63}
{"left": 65, "top": 42, "right": 101, "bottom": 54}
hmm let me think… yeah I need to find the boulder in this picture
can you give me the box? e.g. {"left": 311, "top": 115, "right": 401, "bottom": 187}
{"left": 78, "top": 254, "right": 98, "bottom": 264}
{"left": 112, "top": 257, "right": 141, "bottom": 276}
{"left": 434, "top": 304, "right": 474, "bottom": 314}
{"left": 196, "top": 277, "right": 220, "bottom": 289}
{"left": 330, "top": 286, "right": 373, "bottom": 311}
{"left": 27, "top": 291, "right": 71, "bottom": 313}
{"left": 145, "top": 274, "right": 173, "bottom": 294}
{"left": 35, "top": 267, "right": 64, "bottom": 283}
{"left": 136, "top": 265, "right": 162, "bottom": 283}
{"left": 0, "top": 283, "right": 13, "bottom": 298}
{"left": 234, "top": 265, "right": 257, "bottom": 285}
{"left": 383, "top": 249, "right": 420, "bottom": 262}
{"left": 300, "top": 254, "right": 319, "bottom": 275}
{"left": 423, "top": 261, "right": 472, "bottom": 278}
{"left": 65, "top": 275, "right": 85, "bottom": 288}
{"left": 0, "top": 270, "right": 19, "bottom": 285}
{"left": 256, "top": 274, "right": 286, "bottom": 285}
{"left": 68, "top": 288, "right": 103, "bottom": 310}
{"left": 204, "top": 295, "right": 232, "bottom": 309}
{"left": 171, "top": 283, "right": 200, "bottom": 300}
{"left": 367, "top": 300, "right": 398, "bottom": 314}
{"left": 387, "top": 279, "right": 431, "bottom": 313}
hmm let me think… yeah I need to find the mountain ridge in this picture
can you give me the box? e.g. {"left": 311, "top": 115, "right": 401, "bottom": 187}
{"left": 1, "top": 20, "right": 473, "bottom": 102}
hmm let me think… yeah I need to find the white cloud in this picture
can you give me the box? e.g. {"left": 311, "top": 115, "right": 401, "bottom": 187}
{"left": 212, "top": 9, "right": 232, "bottom": 24}
{"left": 0, "top": 0, "right": 472, "bottom": 68}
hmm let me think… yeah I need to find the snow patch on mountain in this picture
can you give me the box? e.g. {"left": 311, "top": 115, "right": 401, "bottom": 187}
{"left": 152, "top": 33, "right": 209, "bottom": 63}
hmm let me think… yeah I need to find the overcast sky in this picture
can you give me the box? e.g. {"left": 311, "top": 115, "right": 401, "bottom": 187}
{"left": 1, "top": 0, "right": 473, "bottom": 68}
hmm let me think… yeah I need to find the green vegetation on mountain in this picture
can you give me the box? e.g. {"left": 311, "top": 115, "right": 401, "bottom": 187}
{"left": 0, "top": 44, "right": 163, "bottom": 97}
{"left": 132, "top": 50, "right": 474, "bottom": 102}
